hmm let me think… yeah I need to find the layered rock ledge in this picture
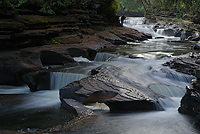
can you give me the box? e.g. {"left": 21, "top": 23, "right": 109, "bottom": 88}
{"left": 60, "top": 65, "right": 162, "bottom": 112}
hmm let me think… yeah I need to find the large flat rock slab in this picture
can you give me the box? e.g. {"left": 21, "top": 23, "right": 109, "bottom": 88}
{"left": 60, "top": 65, "right": 162, "bottom": 111}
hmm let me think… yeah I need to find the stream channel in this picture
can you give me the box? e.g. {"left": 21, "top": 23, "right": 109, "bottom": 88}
{"left": 0, "top": 17, "right": 200, "bottom": 134}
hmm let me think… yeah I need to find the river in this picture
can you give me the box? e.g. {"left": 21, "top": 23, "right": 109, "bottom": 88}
{"left": 0, "top": 17, "right": 199, "bottom": 133}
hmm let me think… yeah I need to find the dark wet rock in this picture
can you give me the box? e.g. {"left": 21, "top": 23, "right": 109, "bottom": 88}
{"left": 40, "top": 50, "right": 75, "bottom": 66}
{"left": 190, "top": 43, "right": 200, "bottom": 50}
{"left": 0, "top": 49, "right": 77, "bottom": 87}
{"left": 174, "top": 30, "right": 181, "bottom": 37}
{"left": 155, "top": 37, "right": 164, "bottom": 39}
{"left": 22, "top": 71, "right": 51, "bottom": 92}
{"left": 66, "top": 47, "right": 97, "bottom": 61}
{"left": 179, "top": 78, "right": 200, "bottom": 123}
{"left": 86, "top": 48, "right": 97, "bottom": 60}
{"left": 0, "top": 69, "right": 19, "bottom": 85}
{"left": 67, "top": 48, "right": 88, "bottom": 58}
{"left": 60, "top": 65, "right": 162, "bottom": 111}
{"left": 192, "top": 12, "right": 200, "bottom": 24}
{"left": 0, "top": 50, "right": 42, "bottom": 86}
{"left": 163, "top": 57, "right": 200, "bottom": 76}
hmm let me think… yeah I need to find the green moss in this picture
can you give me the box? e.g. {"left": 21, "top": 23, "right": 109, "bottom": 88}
{"left": 51, "top": 38, "right": 61, "bottom": 44}
{"left": 37, "top": 19, "right": 48, "bottom": 24}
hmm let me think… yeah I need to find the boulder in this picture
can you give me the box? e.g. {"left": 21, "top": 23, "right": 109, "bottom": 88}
{"left": 60, "top": 65, "right": 162, "bottom": 111}
{"left": 22, "top": 71, "right": 51, "bottom": 92}
{"left": 0, "top": 69, "right": 19, "bottom": 85}
{"left": 179, "top": 80, "right": 200, "bottom": 120}
{"left": 192, "top": 13, "right": 200, "bottom": 24}
{"left": 67, "top": 48, "right": 88, "bottom": 58}
{"left": 40, "top": 50, "right": 75, "bottom": 66}
{"left": 190, "top": 43, "right": 200, "bottom": 50}
{"left": 163, "top": 57, "right": 200, "bottom": 76}
{"left": 86, "top": 48, "right": 97, "bottom": 60}
{"left": 0, "top": 50, "right": 42, "bottom": 86}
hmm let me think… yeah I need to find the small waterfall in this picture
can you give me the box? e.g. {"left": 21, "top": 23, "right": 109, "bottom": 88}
{"left": 151, "top": 68, "right": 195, "bottom": 83}
{"left": 124, "top": 17, "right": 145, "bottom": 25}
{"left": 156, "top": 29, "right": 175, "bottom": 36}
{"left": 150, "top": 84, "right": 185, "bottom": 110}
{"left": 158, "top": 97, "right": 180, "bottom": 109}
{"left": 156, "top": 29, "right": 165, "bottom": 35}
{"left": 94, "top": 53, "right": 114, "bottom": 62}
{"left": 150, "top": 84, "right": 185, "bottom": 97}
{"left": 50, "top": 72, "right": 87, "bottom": 90}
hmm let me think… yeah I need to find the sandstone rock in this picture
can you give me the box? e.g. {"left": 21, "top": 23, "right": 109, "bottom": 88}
{"left": 60, "top": 65, "right": 162, "bottom": 111}
{"left": 163, "top": 57, "right": 200, "bottom": 76}
{"left": 54, "top": 34, "right": 82, "bottom": 44}
{"left": 19, "top": 15, "right": 79, "bottom": 25}
{"left": 61, "top": 99, "right": 94, "bottom": 115}
{"left": 98, "top": 31, "right": 127, "bottom": 45}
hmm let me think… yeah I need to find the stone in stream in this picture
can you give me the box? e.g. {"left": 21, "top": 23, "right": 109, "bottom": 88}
{"left": 190, "top": 43, "right": 200, "bottom": 50}
{"left": 178, "top": 79, "right": 200, "bottom": 120}
{"left": 40, "top": 50, "right": 75, "bottom": 66}
{"left": 67, "top": 48, "right": 97, "bottom": 61}
{"left": 163, "top": 57, "right": 200, "bottom": 76}
{"left": 60, "top": 65, "right": 162, "bottom": 112}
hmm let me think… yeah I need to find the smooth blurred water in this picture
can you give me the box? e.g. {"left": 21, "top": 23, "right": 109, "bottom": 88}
{"left": 0, "top": 17, "right": 199, "bottom": 133}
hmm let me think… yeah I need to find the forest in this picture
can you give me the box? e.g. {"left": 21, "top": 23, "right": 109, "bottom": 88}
{"left": 1, "top": 0, "right": 200, "bottom": 18}
{"left": 116, "top": 0, "right": 200, "bottom": 19}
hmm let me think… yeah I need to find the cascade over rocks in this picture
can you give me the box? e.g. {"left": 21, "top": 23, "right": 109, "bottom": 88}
{"left": 60, "top": 65, "right": 162, "bottom": 111}
{"left": 163, "top": 54, "right": 200, "bottom": 124}
{"left": 0, "top": 49, "right": 79, "bottom": 88}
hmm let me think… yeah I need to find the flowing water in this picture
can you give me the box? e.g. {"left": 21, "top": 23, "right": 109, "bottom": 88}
{"left": 0, "top": 17, "right": 199, "bottom": 133}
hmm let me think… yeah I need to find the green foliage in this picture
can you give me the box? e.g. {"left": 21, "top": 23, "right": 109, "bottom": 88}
{"left": 0, "top": 0, "right": 81, "bottom": 14}
{"left": 115, "top": 0, "right": 200, "bottom": 19}
{"left": 116, "top": 0, "right": 144, "bottom": 12}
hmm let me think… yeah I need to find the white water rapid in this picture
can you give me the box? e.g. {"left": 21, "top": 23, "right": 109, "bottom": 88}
{"left": 0, "top": 17, "right": 199, "bottom": 133}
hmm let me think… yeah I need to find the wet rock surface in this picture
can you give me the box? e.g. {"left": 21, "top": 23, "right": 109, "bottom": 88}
{"left": 164, "top": 54, "right": 200, "bottom": 125}
{"left": 178, "top": 78, "right": 200, "bottom": 125}
{"left": 163, "top": 57, "right": 200, "bottom": 76}
{"left": 60, "top": 65, "right": 162, "bottom": 111}
{"left": 152, "top": 17, "right": 200, "bottom": 41}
